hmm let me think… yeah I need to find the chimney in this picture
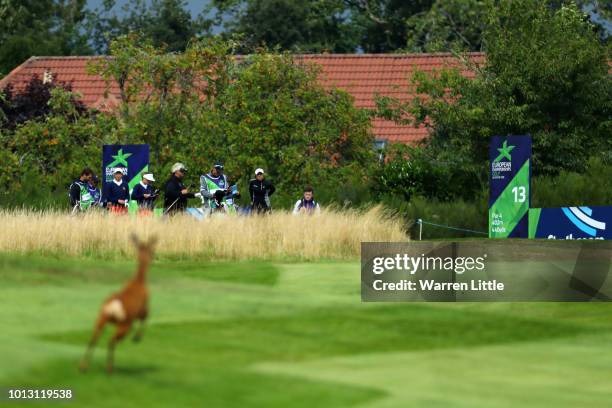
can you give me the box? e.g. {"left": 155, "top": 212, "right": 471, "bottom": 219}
{"left": 43, "top": 69, "right": 53, "bottom": 84}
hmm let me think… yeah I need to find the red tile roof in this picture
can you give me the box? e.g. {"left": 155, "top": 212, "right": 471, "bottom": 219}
{"left": 0, "top": 53, "right": 485, "bottom": 144}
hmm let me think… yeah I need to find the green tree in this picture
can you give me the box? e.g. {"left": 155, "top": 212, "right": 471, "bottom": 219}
{"left": 405, "top": 0, "right": 490, "bottom": 52}
{"left": 85, "top": 0, "right": 210, "bottom": 54}
{"left": 0, "top": 0, "right": 92, "bottom": 75}
{"left": 210, "top": 0, "right": 440, "bottom": 53}
{"left": 0, "top": 87, "right": 119, "bottom": 205}
{"left": 572, "top": 0, "right": 611, "bottom": 41}
{"left": 345, "top": 0, "right": 435, "bottom": 52}
{"left": 1, "top": 75, "right": 87, "bottom": 130}
{"left": 209, "top": 0, "right": 610, "bottom": 53}
{"left": 404, "top": 0, "right": 610, "bottom": 53}
{"left": 210, "top": 0, "right": 359, "bottom": 52}
{"left": 377, "top": 0, "right": 611, "bottom": 193}
{"left": 372, "top": 143, "right": 484, "bottom": 202}
{"left": 89, "top": 36, "right": 374, "bottom": 204}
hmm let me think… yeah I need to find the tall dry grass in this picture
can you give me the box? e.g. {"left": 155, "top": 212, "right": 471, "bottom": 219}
{"left": 0, "top": 207, "right": 407, "bottom": 260}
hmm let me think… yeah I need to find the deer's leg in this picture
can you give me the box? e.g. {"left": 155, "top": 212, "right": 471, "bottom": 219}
{"left": 106, "top": 322, "right": 132, "bottom": 374}
{"left": 132, "top": 320, "right": 145, "bottom": 343}
{"left": 132, "top": 307, "right": 148, "bottom": 343}
{"left": 79, "top": 313, "right": 108, "bottom": 373}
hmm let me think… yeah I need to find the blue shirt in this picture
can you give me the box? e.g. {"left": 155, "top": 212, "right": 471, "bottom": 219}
{"left": 104, "top": 180, "right": 129, "bottom": 205}
{"left": 131, "top": 182, "right": 154, "bottom": 207}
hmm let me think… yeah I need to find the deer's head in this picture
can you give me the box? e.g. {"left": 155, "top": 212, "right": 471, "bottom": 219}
{"left": 130, "top": 234, "right": 158, "bottom": 265}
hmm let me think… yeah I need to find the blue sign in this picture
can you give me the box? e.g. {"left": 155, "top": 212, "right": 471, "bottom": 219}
{"left": 489, "top": 135, "right": 532, "bottom": 238}
{"left": 529, "top": 206, "right": 612, "bottom": 240}
{"left": 102, "top": 144, "right": 150, "bottom": 198}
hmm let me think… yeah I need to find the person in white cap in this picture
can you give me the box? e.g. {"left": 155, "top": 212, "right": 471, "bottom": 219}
{"left": 164, "top": 162, "right": 196, "bottom": 214}
{"left": 131, "top": 173, "right": 157, "bottom": 209}
{"left": 248, "top": 168, "right": 275, "bottom": 214}
{"left": 104, "top": 168, "right": 129, "bottom": 212}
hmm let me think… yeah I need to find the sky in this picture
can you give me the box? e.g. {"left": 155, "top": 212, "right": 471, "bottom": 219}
{"left": 86, "top": 0, "right": 610, "bottom": 37}
{"left": 86, "top": 0, "right": 211, "bottom": 18}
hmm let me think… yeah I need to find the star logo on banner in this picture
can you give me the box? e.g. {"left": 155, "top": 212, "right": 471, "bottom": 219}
{"left": 494, "top": 140, "right": 515, "bottom": 162}
{"left": 109, "top": 149, "right": 132, "bottom": 167}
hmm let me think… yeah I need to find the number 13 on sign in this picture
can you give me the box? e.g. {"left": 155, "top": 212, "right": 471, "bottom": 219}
{"left": 512, "top": 186, "right": 526, "bottom": 203}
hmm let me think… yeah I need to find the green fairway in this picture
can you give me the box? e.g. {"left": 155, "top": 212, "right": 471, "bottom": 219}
{"left": 1, "top": 253, "right": 612, "bottom": 407}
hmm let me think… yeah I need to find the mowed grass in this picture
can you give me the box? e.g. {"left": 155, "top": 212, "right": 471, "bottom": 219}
{"left": 1, "top": 253, "right": 612, "bottom": 407}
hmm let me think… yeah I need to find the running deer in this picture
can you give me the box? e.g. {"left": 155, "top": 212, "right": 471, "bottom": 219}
{"left": 80, "top": 234, "right": 157, "bottom": 374}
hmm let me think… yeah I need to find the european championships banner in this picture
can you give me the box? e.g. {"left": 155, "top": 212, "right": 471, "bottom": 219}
{"left": 102, "top": 144, "right": 150, "bottom": 198}
{"left": 489, "top": 135, "right": 531, "bottom": 238}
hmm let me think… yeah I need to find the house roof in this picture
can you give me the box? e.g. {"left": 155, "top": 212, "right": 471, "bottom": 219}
{"left": 0, "top": 53, "right": 485, "bottom": 144}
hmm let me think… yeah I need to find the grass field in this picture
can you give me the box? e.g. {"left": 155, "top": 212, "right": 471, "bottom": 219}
{"left": 2, "top": 252, "right": 612, "bottom": 407}
{"left": 0, "top": 208, "right": 406, "bottom": 260}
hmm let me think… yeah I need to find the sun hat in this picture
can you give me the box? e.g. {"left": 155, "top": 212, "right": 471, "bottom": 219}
{"left": 171, "top": 163, "right": 187, "bottom": 173}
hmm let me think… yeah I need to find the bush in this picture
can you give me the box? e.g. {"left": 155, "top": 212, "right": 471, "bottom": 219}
{"left": 0, "top": 87, "right": 120, "bottom": 208}
{"left": 372, "top": 143, "right": 485, "bottom": 202}
{"left": 532, "top": 157, "right": 612, "bottom": 208}
{"left": 0, "top": 76, "right": 87, "bottom": 130}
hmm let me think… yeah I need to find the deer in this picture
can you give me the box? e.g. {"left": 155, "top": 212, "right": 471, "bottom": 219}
{"left": 80, "top": 234, "right": 157, "bottom": 374}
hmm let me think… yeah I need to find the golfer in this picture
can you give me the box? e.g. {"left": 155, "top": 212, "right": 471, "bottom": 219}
{"left": 164, "top": 163, "right": 197, "bottom": 214}
{"left": 131, "top": 173, "right": 157, "bottom": 209}
{"left": 249, "top": 168, "right": 275, "bottom": 214}
{"left": 104, "top": 169, "right": 129, "bottom": 213}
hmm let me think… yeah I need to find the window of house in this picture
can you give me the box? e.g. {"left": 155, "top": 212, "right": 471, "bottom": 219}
{"left": 374, "top": 139, "right": 388, "bottom": 161}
